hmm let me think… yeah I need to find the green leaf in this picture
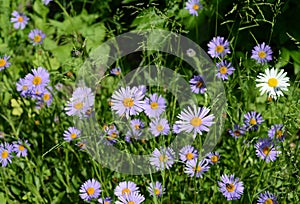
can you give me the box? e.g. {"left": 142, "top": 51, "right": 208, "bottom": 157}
{"left": 11, "top": 99, "right": 23, "bottom": 116}
{"left": 275, "top": 48, "right": 290, "bottom": 69}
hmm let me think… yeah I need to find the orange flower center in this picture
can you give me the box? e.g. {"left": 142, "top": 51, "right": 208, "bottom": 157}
{"left": 0, "top": 59, "right": 6, "bottom": 67}
{"left": 190, "top": 117, "right": 202, "bottom": 127}
{"left": 156, "top": 124, "right": 164, "bottom": 132}
{"left": 220, "top": 66, "right": 227, "bottom": 74}
{"left": 215, "top": 45, "right": 224, "bottom": 53}
{"left": 122, "top": 188, "right": 131, "bottom": 195}
{"left": 193, "top": 165, "right": 201, "bottom": 173}
{"left": 250, "top": 118, "right": 257, "bottom": 125}
{"left": 154, "top": 188, "right": 160, "bottom": 195}
{"left": 32, "top": 76, "right": 42, "bottom": 85}
{"left": 1, "top": 150, "right": 8, "bottom": 159}
{"left": 123, "top": 98, "right": 134, "bottom": 107}
{"left": 74, "top": 102, "right": 83, "bottom": 110}
{"left": 276, "top": 130, "right": 283, "bottom": 138}
{"left": 226, "top": 183, "right": 235, "bottom": 192}
{"left": 234, "top": 130, "right": 241, "bottom": 136}
{"left": 193, "top": 4, "right": 200, "bottom": 10}
{"left": 71, "top": 133, "right": 77, "bottom": 139}
{"left": 186, "top": 152, "right": 194, "bottom": 160}
{"left": 159, "top": 155, "right": 168, "bottom": 162}
{"left": 18, "top": 145, "right": 25, "bottom": 151}
{"left": 86, "top": 187, "right": 95, "bottom": 195}
{"left": 211, "top": 155, "right": 218, "bottom": 163}
{"left": 34, "top": 35, "right": 42, "bottom": 43}
{"left": 18, "top": 16, "right": 24, "bottom": 22}
{"left": 196, "top": 81, "right": 203, "bottom": 88}
{"left": 264, "top": 198, "right": 274, "bottom": 204}
{"left": 43, "top": 93, "right": 51, "bottom": 101}
{"left": 258, "top": 51, "right": 266, "bottom": 59}
{"left": 262, "top": 146, "right": 270, "bottom": 155}
{"left": 150, "top": 102, "right": 159, "bottom": 110}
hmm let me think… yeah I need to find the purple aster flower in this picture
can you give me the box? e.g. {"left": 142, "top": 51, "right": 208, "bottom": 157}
{"left": 0, "top": 55, "right": 11, "bottom": 71}
{"left": 24, "top": 67, "right": 50, "bottom": 93}
{"left": 257, "top": 191, "right": 278, "bottom": 204}
{"left": 40, "top": 87, "right": 53, "bottom": 106}
{"left": 251, "top": 42, "right": 273, "bottom": 64}
{"left": 43, "top": 0, "right": 52, "bottom": 5}
{"left": 255, "top": 138, "right": 281, "bottom": 162}
{"left": 79, "top": 179, "right": 101, "bottom": 202}
{"left": 150, "top": 146, "right": 175, "bottom": 170}
{"left": 218, "top": 174, "right": 244, "bottom": 200}
{"left": 10, "top": 11, "right": 29, "bottom": 30}
{"left": 114, "top": 181, "right": 140, "bottom": 198}
{"left": 110, "top": 67, "right": 121, "bottom": 76}
{"left": 179, "top": 145, "right": 198, "bottom": 162}
{"left": 185, "top": 0, "right": 203, "bottom": 16}
{"left": 143, "top": 93, "right": 167, "bottom": 118}
{"left": 174, "top": 105, "right": 214, "bottom": 138}
{"left": 216, "top": 60, "right": 235, "bottom": 80}
{"left": 206, "top": 152, "right": 220, "bottom": 165}
{"left": 189, "top": 75, "right": 207, "bottom": 94}
{"left": 16, "top": 79, "right": 29, "bottom": 97}
{"left": 184, "top": 159, "right": 210, "bottom": 178}
{"left": 268, "top": 124, "right": 286, "bottom": 141}
{"left": 208, "top": 36, "right": 231, "bottom": 58}
{"left": 149, "top": 118, "right": 170, "bottom": 137}
{"left": 111, "top": 86, "right": 145, "bottom": 118}
{"left": 13, "top": 140, "right": 30, "bottom": 157}
{"left": 76, "top": 140, "right": 87, "bottom": 150}
{"left": 137, "top": 85, "right": 147, "bottom": 95}
{"left": 147, "top": 181, "right": 165, "bottom": 197}
{"left": 63, "top": 127, "right": 81, "bottom": 142}
{"left": 244, "top": 111, "right": 264, "bottom": 131}
{"left": 115, "top": 191, "right": 145, "bottom": 204}
{"left": 98, "top": 197, "right": 112, "bottom": 204}
{"left": 28, "top": 29, "right": 46, "bottom": 45}
{"left": 65, "top": 87, "right": 95, "bottom": 117}
{"left": 172, "top": 124, "right": 181, "bottom": 134}
{"left": 0, "top": 142, "right": 13, "bottom": 167}
{"left": 130, "top": 119, "right": 145, "bottom": 131}
{"left": 228, "top": 124, "right": 246, "bottom": 139}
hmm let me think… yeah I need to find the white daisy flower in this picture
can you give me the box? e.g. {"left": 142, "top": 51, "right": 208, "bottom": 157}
{"left": 256, "top": 68, "right": 289, "bottom": 100}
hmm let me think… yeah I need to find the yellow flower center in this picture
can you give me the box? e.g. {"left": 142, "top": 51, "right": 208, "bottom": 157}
{"left": 196, "top": 81, "right": 202, "bottom": 88}
{"left": 150, "top": 102, "right": 159, "bottom": 110}
{"left": 74, "top": 102, "right": 83, "bottom": 110}
{"left": 215, "top": 45, "right": 224, "bottom": 53}
{"left": 122, "top": 188, "right": 131, "bottom": 195}
{"left": 104, "top": 202, "right": 110, "bottom": 204}
{"left": 264, "top": 199, "right": 274, "bottom": 204}
{"left": 190, "top": 117, "right": 202, "bottom": 127}
{"left": 268, "top": 78, "right": 278, "bottom": 88}
{"left": 18, "top": 145, "right": 25, "bottom": 151}
{"left": 226, "top": 183, "right": 235, "bottom": 192}
{"left": 32, "top": 76, "right": 42, "bottom": 85}
{"left": 86, "top": 187, "right": 95, "bottom": 195}
{"left": 159, "top": 155, "right": 168, "bottom": 162}
{"left": 1, "top": 150, "right": 8, "bottom": 159}
{"left": 123, "top": 98, "right": 134, "bottom": 107}
{"left": 263, "top": 146, "right": 270, "bottom": 155}
{"left": 211, "top": 155, "right": 218, "bottom": 163}
{"left": 156, "top": 124, "right": 164, "bottom": 132}
{"left": 193, "top": 165, "right": 201, "bottom": 173}
{"left": 0, "top": 59, "right": 6, "bottom": 67}
{"left": 134, "top": 124, "right": 140, "bottom": 130}
{"left": 220, "top": 66, "right": 227, "bottom": 74}
{"left": 18, "top": 16, "right": 24, "bottom": 22}
{"left": 276, "top": 130, "right": 283, "bottom": 138}
{"left": 258, "top": 51, "right": 266, "bottom": 59}
{"left": 250, "top": 118, "right": 257, "bottom": 125}
{"left": 71, "top": 133, "right": 77, "bottom": 139}
{"left": 34, "top": 35, "right": 42, "bottom": 43}
{"left": 193, "top": 4, "right": 200, "bottom": 10}
{"left": 22, "top": 85, "right": 28, "bottom": 91}
{"left": 154, "top": 188, "right": 160, "bottom": 195}
{"left": 128, "top": 202, "right": 135, "bottom": 204}
{"left": 186, "top": 153, "right": 194, "bottom": 160}
{"left": 43, "top": 93, "right": 50, "bottom": 101}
